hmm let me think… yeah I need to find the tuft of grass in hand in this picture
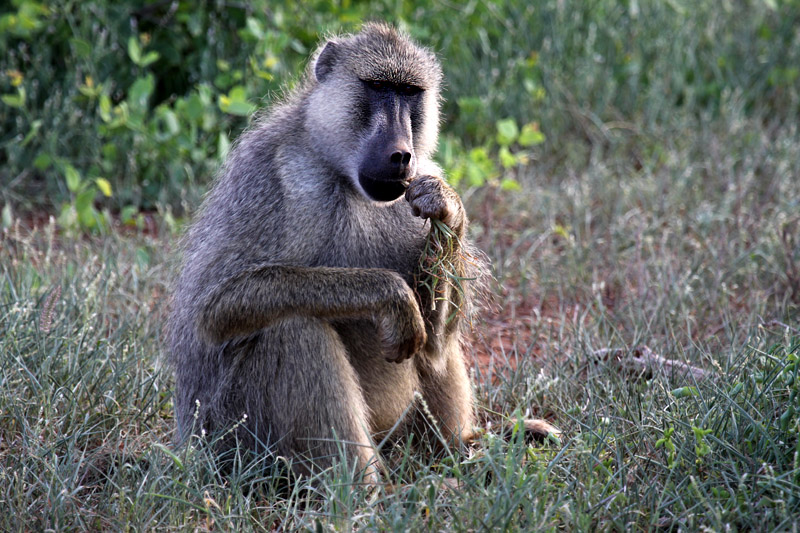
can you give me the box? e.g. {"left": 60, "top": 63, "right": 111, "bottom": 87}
{"left": 414, "top": 218, "right": 476, "bottom": 324}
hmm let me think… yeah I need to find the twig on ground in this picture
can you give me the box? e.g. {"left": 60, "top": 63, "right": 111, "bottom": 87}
{"left": 760, "top": 320, "right": 800, "bottom": 335}
{"left": 592, "top": 345, "right": 715, "bottom": 382}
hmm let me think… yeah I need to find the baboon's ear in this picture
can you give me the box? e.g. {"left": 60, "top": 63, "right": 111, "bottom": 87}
{"left": 314, "top": 41, "right": 339, "bottom": 82}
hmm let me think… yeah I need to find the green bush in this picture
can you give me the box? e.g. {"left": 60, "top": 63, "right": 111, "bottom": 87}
{"left": 1, "top": 1, "right": 314, "bottom": 219}
{"left": 1, "top": 0, "right": 799, "bottom": 224}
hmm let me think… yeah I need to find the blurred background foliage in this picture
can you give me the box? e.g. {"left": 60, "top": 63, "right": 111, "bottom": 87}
{"left": 1, "top": 0, "right": 799, "bottom": 231}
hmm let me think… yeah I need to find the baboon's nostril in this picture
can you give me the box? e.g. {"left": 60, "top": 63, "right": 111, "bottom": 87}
{"left": 390, "top": 151, "right": 412, "bottom": 167}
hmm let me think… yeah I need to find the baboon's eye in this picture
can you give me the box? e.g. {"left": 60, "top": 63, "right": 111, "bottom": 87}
{"left": 366, "top": 80, "right": 387, "bottom": 91}
{"left": 398, "top": 84, "right": 422, "bottom": 96}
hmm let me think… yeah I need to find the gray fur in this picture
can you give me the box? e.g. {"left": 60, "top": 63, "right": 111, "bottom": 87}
{"left": 169, "top": 23, "right": 501, "bottom": 480}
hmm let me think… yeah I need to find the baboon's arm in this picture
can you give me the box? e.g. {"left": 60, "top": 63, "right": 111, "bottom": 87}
{"left": 199, "top": 265, "right": 426, "bottom": 361}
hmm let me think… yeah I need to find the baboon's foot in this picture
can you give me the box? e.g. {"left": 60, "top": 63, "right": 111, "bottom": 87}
{"left": 501, "top": 418, "right": 562, "bottom": 445}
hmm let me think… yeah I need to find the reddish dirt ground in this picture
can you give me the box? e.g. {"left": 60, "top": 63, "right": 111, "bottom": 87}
{"left": 466, "top": 289, "right": 580, "bottom": 377}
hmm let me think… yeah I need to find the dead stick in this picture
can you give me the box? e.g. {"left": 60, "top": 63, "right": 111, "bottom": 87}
{"left": 592, "top": 345, "right": 714, "bottom": 382}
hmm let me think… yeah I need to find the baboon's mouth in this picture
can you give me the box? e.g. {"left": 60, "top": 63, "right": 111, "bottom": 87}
{"left": 358, "top": 174, "right": 408, "bottom": 202}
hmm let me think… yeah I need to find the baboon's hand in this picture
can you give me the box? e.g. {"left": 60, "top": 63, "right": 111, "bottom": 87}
{"left": 405, "top": 175, "right": 466, "bottom": 237}
{"left": 377, "top": 280, "right": 427, "bottom": 363}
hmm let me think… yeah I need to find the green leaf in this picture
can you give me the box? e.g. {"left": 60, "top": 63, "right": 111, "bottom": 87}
{"left": 75, "top": 188, "right": 95, "bottom": 215}
{"left": 780, "top": 405, "right": 795, "bottom": 432}
{"left": 218, "top": 131, "right": 231, "bottom": 160}
{"left": 447, "top": 164, "right": 465, "bottom": 187}
{"left": 163, "top": 210, "right": 178, "bottom": 233}
{"left": 219, "top": 87, "right": 255, "bottom": 116}
{"left": 250, "top": 56, "right": 275, "bottom": 81}
{"left": 34, "top": 152, "right": 51, "bottom": 170}
{"left": 728, "top": 382, "right": 743, "bottom": 396}
{"left": 94, "top": 178, "right": 112, "bottom": 197}
{"left": 499, "top": 146, "right": 517, "bottom": 169}
{"left": 692, "top": 426, "right": 712, "bottom": 438}
{"left": 496, "top": 118, "right": 519, "bottom": 147}
{"left": 121, "top": 205, "right": 138, "bottom": 225}
{"left": 58, "top": 203, "right": 77, "bottom": 229}
{"left": 692, "top": 425, "right": 713, "bottom": 457}
{"left": 499, "top": 178, "right": 521, "bottom": 191}
{"left": 78, "top": 79, "right": 103, "bottom": 98}
{"left": 552, "top": 224, "right": 571, "bottom": 240}
{"left": 223, "top": 100, "right": 254, "bottom": 116}
{"left": 469, "top": 146, "right": 492, "bottom": 166}
{"left": 184, "top": 93, "right": 204, "bottom": 121}
{"left": 1, "top": 87, "right": 26, "bottom": 109}
{"left": 21, "top": 119, "right": 42, "bottom": 146}
{"left": 151, "top": 443, "right": 184, "bottom": 471}
{"left": 670, "top": 386, "right": 699, "bottom": 398}
{"left": 64, "top": 165, "right": 81, "bottom": 193}
{"left": 102, "top": 143, "right": 117, "bottom": 162}
{"left": 464, "top": 146, "right": 497, "bottom": 186}
{"left": 228, "top": 85, "right": 248, "bottom": 102}
{"left": 69, "top": 38, "right": 91, "bottom": 58}
{"left": 127, "top": 36, "right": 142, "bottom": 64}
{"left": 465, "top": 163, "right": 488, "bottom": 187}
{"left": 2, "top": 203, "right": 12, "bottom": 229}
{"left": 99, "top": 93, "right": 112, "bottom": 122}
{"left": 75, "top": 189, "right": 98, "bottom": 229}
{"left": 245, "top": 17, "right": 264, "bottom": 39}
{"left": 160, "top": 109, "right": 180, "bottom": 136}
{"left": 128, "top": 74, "right": 154, "bottom": 110}
{"left": 140, "top": 51, "right": 160, "bottom": 67}
{"left": 78, "top": 208, "right": 99, "bottom": 230}
{"left": 1, "top": 94, "right": 23, "bottom": 108}
{"left": 519, "top": 122, "right": 546, "bottom": 146}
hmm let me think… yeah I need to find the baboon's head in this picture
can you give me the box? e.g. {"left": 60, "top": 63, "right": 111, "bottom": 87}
{"left": 305, "top": 23, "right": 442, "bottom": 202}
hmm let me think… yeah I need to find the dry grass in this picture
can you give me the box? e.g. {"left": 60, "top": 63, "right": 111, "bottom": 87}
{"left": 2, "top": 115, "right": 799, "bottom": 530}
{"left": 2, "top": 0, "right": 800, "bottom": 528}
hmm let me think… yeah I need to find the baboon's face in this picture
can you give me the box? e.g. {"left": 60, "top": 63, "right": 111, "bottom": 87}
{"left": 305, "top": 26, "right": 442, "bottom": 204}
{"left": 354, "top": 79, "right": 422, "bottom": 202}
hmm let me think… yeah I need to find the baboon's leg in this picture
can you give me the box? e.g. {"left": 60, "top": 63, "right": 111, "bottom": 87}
{"left": 232, "top": 316, "right": 378, "bottom": 481}
{"left": 332, "top": 319, "right": 419, "bottom": 437}
{"left": 414, "top": 343, "right": 562, "bottom": 447}
{"left": 414, "top": 341, "right": 476, "bottom": 446}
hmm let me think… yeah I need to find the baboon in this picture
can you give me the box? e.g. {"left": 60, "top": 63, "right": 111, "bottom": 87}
{"left": 169, "top": 22, "right": 556, "bottom": 481}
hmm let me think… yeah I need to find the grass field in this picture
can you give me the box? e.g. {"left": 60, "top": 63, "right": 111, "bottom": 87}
{"left": 2, "top": 1, "right": 800, "bottom": 531}
{"left": 3, "top": 115, "right": 799, "bottom": 530}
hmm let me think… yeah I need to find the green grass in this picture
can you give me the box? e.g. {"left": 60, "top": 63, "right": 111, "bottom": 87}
{"left": 2, "top": 113, "right": 799, "bottom": 530}
{"left": 2, "top": 0, "right": 800, "bottom": 530}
